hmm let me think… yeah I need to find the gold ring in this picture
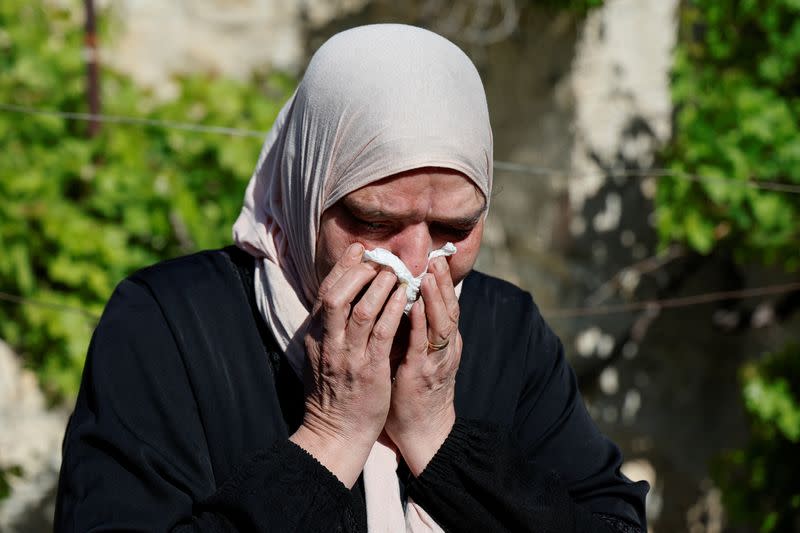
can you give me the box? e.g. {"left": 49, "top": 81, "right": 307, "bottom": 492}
{"left": 427, "top": 338, "right": 450, "bottom": 352}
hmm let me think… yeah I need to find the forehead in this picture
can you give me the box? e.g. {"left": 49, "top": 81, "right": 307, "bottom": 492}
{"left": 343, "top": 167, "right": 485, "bottom": 215}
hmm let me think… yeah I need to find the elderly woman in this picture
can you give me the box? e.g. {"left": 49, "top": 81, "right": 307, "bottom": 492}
{"left": 55, "top": 25, "right": 647, "bottom": 532}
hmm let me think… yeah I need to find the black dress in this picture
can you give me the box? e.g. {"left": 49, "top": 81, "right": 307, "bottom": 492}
{"left": 54, "top": 246, "right": 648, "bottom": 532}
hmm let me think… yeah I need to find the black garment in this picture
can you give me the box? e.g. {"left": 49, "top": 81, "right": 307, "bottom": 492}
{"left": 55, "top": 247, "right": 648, "bottom": 532}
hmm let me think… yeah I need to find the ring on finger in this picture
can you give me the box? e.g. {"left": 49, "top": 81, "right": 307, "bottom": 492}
{"left": 427, "top": 338, "right": 450, "bottom": 352}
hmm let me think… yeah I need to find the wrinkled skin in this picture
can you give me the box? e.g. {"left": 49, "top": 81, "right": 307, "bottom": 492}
{"left": 290, "top": 167, "right": 486, "bottom": 485}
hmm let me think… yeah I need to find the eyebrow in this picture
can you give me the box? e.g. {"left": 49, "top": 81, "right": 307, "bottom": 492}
{"left": 344, "top": 198, "right": 487, "bottom": 227}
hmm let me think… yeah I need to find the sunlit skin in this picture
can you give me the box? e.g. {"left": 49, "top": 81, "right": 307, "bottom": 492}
{"left": 290, "top": 167, "right": 487, "bottom": 487}
{"left": 315, "top": 167, "right": 486, "bottom": 364}
{"left": 315, "top": 167, "right": 486, "bottom": 287}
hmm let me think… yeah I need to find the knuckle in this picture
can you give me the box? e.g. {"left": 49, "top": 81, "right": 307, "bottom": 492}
{"left": 321, "top": 293, "right": 343, "bottom": 313}
{"left": 317, "top": 279, "right": 332, "bottom": 300}
{"left": 318, "top": 265, "right": 344, "bottom": 292}
{"left": 371, "top": 323, "right": 393, "bottom": 343}
{"left": 377, "top": 270, "right": 397, "bottom": 285}
{"left": 448, "top": 306, "right": 460, "bottom": 324}
{"left": 358, "top": 262, "right": 378, "bottom": 277}
{"left": 439, "top": 324, "right": 456, "bottom": 341}
{"left": 350, "top": 303, "right": 373, "bottom": 325}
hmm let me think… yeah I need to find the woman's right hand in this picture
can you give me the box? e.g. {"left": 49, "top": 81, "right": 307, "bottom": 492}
{"left": 290, "top": 242, "right": 407, "bottom": 487}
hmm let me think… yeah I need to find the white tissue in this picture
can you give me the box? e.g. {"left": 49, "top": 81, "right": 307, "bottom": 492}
{"left": 362, "top": 242, "right": 457, "bottom": 313}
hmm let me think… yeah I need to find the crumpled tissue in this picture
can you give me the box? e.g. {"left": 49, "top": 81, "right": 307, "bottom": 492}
{"left": 362, "top": 242, "right": 457, "bottom": 313}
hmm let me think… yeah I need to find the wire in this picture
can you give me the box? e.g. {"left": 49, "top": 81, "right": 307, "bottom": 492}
{"left": 0, "top": 103, "right": 266, "bottom": 138}
{"left": 584, "top": 245, "right": 686, "bottom": 307}
{"left": 3, "top": 282, "right": 800, "bottom": 324}
{"left": 2, "top": 102, "right": 800, "bottom": 194}
{"left": 1, "top": 102, "right": 799, "bottom": 321}
{"left": 0, "top": 291, "right": 100, "bottom": 321}
{"left": 493, "top": 161, "right": 800, "bottom": 195}
{"left": 493, "top": 160, "right": 558, "bottom": 176}
{"left": 2, "top": 102, "right": 799, "bottom": 317}
{"left": 542, "top": 282, "right": 800, "bottom": 319}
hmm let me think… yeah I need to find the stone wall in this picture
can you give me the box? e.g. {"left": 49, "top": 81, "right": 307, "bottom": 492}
{"left": 0, "top": 341, "right": 68, "bottom": 532}
{"left": 102, "top": 0, "right": 370, "bottom": 98}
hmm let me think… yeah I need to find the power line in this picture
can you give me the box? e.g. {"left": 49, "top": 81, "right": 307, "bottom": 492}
{"left": 0, "top": 103, "right": 266, "bottom": 138}
{"left": 584, "top": 245, "right": 686, "bottom": 307}
{"left": 493, "top": 160, "right": 558, "bottom": 176}
{"left": 542, "top": 282, "right": 800, "bottom": 319}
{"left": 493, "top": 161, "right": 800, "bottom": 195}
{"left": 2, "top": 282, "right": 799, "bottom": 323}
{"left": 2, "top": 104, "right": 799, "bottom": 320}
{"left": 2, "top": 102, "right": 800, "bottom": 194}
{"left": 0, "top": 291, "right": 100, "bottom": 321}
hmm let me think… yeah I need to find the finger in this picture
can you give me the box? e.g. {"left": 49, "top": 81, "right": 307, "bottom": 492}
{"left": 347, "top": 270, "right": 398, "bottom": 347}
{"left": 407, "top": 297, "right": 429, "bottom": 359}
{"left": 317, "top": 243, "right": 364, "bottom": 301}
{"left": 429, "top": 257, "right": 459, "bottom": 325}
{"left": 366, "top": 285, "right": 407, "bottom": 361}
{"left": 420, "top": 273, "right": 453, "bottom": 345}
{"left": 320, "top": 261, "right": 380, "bottom": 334}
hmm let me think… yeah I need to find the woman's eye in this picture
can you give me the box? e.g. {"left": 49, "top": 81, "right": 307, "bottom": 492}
{"left": 434, "top": 224, "right": 473, "bottom": 240}
{"left": 355, "top": 217, "right": 389, "bottom": 232}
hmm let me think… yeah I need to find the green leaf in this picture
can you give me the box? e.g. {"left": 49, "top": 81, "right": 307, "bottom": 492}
{"left": 0, "top": 0, "right": 293, "bottom": 400}
{"left": 662, "top": 0, "right": 800, "bottom": 268}
{"left": 744, "top": 376, "right": 800, "bottom": 442}
{"left": 684, "top": 211, "right": 715, "bottom": 254}
{"left": 697, "top": 165, "right": 731, "bottom": 204}
{"left": 750, "top": 194, "right": 792, "bottom": 230}
{"left": 761, "top": 511, "right": 778, "bottom": 533}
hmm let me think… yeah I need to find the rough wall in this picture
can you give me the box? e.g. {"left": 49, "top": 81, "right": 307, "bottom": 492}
{"left": 103, "top": 0, "right": 370, "bottom": 98}
{"left": 566, "top": 3, "right": 678, "bottom": 525}
{"left": 0, "top": 341, "right": 68, "bottom": 532}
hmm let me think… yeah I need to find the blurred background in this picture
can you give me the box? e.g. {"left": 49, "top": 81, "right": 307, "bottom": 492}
{"left": 1, "top": 0, "right": 799, "bottom": 531}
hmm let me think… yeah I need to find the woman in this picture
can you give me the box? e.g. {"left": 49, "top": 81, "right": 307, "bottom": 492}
{"left": 55, "top": 24, "right": 647, "bottom": 532}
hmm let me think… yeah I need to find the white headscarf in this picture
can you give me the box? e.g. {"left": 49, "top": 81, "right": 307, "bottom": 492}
{"left": 233, "top": 24, "right": 492, "bottom": 532}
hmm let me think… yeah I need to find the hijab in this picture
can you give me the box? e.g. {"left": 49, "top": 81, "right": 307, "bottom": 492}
{"left": 233, "top": 23, "right": 492, "bottom": 531}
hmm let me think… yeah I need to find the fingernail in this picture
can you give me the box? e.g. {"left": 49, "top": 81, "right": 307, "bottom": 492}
{"left": 434, "top": 257, "right": 446, "bottom": 272}
{"left": 349, "top": 243, "right": 364, "bottom": 258}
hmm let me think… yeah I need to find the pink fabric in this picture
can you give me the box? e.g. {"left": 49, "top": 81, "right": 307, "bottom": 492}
{"left": 233, "top": 24, "right": 492, "bottom": 532}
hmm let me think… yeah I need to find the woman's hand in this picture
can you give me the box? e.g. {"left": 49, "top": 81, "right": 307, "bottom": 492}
{"left": 290, "top": 243, "right": 408, "bottom": 488}
{"left": 384, "top": 255, "right": 461, "bottom": 476}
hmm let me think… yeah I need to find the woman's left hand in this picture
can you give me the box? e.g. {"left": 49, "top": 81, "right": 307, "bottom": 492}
{"left": 384, "top": 256, "right": 462, "bottom": 476}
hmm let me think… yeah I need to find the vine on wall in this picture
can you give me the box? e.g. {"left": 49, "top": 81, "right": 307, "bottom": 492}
{"left": 659, "top": 0, "right": 800, "bottom": 268}
{"left": 663, "top": 2, "right": 800, "bottom": 531}
{"left": 0, "top": 0, "right": 294, "bottom": 399}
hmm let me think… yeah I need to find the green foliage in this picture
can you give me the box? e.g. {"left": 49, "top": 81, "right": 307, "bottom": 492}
{"left": 0, "top": 0, "right": 293, "bottom": 399}
{"left": 658, "top": 0, "right": 800, "bottom": 268}
{"left": 666, "top": 5, "right": 800, "bottom": 529}
{"left": 714, "top": 343, "right": 800, "bottom": 532}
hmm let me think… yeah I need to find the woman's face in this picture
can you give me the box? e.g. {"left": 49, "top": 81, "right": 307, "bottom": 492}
{"left": 315, "top": 167, "right": 486, "bottom": 286}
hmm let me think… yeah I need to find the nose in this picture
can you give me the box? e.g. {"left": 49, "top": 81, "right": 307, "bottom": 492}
{"left": 391, "top": 223, "right": 433, "bottom": 278}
